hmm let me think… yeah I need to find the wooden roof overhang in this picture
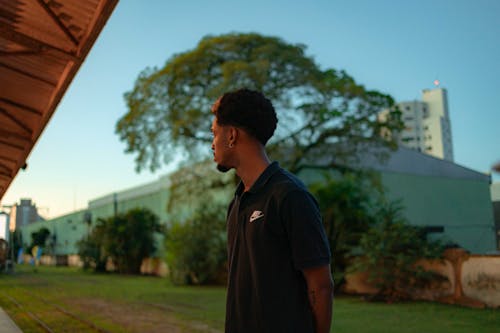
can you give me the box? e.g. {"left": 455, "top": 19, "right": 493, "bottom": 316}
{"left": 0, "top": 0, "right": 118, "bottom": 200}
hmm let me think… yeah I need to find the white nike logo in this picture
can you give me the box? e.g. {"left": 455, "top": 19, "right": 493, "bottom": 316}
{"left": 249, "top": 210, "right": 264, "bottom": 223}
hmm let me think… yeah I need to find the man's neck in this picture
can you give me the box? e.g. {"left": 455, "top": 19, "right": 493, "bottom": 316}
{"left": 237, "top": 154, "right": 271, "bottom": 192}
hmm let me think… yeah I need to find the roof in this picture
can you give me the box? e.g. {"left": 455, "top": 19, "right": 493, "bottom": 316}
{"left": 0, "top": 0, "right": 118, "bottom": 200}
{"left": 355, "top": 146, "right": 491, "bottom": 182}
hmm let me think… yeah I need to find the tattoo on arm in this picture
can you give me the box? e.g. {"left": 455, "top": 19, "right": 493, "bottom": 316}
{"left": 309, "top": 289, "right": 317, "bottom": 308}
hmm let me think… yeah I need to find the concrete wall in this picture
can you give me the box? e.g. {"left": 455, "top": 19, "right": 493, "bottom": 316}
{"left": 344, "top": 249, "right": 500, "bottom": 308}
{"left": 462, "top": 256, "right": 500, "bottom": 307}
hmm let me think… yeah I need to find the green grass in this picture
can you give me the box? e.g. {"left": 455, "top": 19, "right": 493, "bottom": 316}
{"left": 0, "top": 265, "right": 498, "bottom": 332}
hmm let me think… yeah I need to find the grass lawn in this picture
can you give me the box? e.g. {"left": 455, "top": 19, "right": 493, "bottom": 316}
{"left": 0, "top": 265, "right": 498, "bottom": 332}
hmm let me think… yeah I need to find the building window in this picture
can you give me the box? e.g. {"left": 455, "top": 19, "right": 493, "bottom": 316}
{"left": 404, "top": 116, "right": 414, "bottom": 121}
{"left": 423, "top": 107, "right": 429, "bottom": 118}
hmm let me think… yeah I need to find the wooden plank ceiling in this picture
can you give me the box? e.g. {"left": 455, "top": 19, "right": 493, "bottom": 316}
{"left": 0, "top": 0, "right": 118, "bottom": 200}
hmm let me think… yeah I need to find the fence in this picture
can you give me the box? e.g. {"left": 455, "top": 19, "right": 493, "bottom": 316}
{"left": 344, "top": 248, "right": 500, "bottom": 308}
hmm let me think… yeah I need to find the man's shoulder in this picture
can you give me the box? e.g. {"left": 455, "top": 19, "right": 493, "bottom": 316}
{"left": 268, "top": 167, "right": 308, "bottom": 194}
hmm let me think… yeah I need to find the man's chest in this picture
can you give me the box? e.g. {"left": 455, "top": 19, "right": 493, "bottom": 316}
{"left": 227, "top": 193, "right": 287, "bottom": 257}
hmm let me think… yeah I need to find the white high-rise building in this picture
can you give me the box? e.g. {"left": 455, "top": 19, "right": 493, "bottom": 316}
{"left": 379, "top": 87, "right": 454, "bottom": 161}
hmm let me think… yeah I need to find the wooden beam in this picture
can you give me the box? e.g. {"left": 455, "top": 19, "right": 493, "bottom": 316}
{"left": 0, "top": 172, "right": 11, "bottom": 180}
{"left": 0, "top": 21, "right": 78, "bottom": 62}
{"left": 0, "top": 62, "right": 58, "bottom": 87}
{"left": 0, "top": 107, "right": 33, "bottom": 135}
{"left": 0, "top": 156, "right": 17, "bottom": 164}
{"left": 77, "top": 0, "right": 118, "bottom": 56}
{"left": 0, "top": 98, "right": 43, "bottom": 116}
{"left": 0, "top": 163, "right": 12, "bottom": 174}
{"left": 0, "top": 50, "right": 40, "bottom": 57}
{"left": 0, "top": 128, "right": 31, "bottom": 142}
{"left": 36, "top": 0, "right": 80, "bottom": 47}
{"left": 0, "top": 139, "right": 25, "bottom": 151}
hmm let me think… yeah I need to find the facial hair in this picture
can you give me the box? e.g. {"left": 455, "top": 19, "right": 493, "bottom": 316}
{"left": 216, "top": 164, "right": 231, "bottom": 173}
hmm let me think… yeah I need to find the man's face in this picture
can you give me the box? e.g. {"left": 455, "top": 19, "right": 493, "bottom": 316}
{"left": 211, "top": 117, "right": 232, "bottom": 173}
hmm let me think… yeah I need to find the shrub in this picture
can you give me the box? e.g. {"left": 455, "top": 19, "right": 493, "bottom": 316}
{"left": 77, "top": 223, "right": 107, "bottom": 272}
{"left": 350, "top": 201, "right": 445, "bottom": 302}
{"left": 165, "top": 203, "right": 227, "bottom": 285}
{"left": 310, "top": 172, "right": 380, "bottom": 289}
{"left": 77, "top": 208, "right": 162, "bottom": 274}
{"left": 29, "top": 227, "right": 50, "bottom": 254}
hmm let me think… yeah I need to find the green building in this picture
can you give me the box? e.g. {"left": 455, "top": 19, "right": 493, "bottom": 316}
{"left": 18, "top": 147, "right": 496, "bottom": 260}
{"left": 352, "top": 146, "right": 495, "bottom": 253}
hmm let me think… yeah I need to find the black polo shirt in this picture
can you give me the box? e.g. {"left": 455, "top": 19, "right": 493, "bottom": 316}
{"left": 225, "top": 162, "right": 331, "bottom": 333}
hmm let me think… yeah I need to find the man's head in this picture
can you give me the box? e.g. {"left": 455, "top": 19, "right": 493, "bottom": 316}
{"left": 211, "top": 88, "right": 277, "bottom": 172}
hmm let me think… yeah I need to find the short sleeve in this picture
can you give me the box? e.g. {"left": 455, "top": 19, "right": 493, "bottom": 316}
{"left": 280, "top": 189, "right": 331, "bottom": 270}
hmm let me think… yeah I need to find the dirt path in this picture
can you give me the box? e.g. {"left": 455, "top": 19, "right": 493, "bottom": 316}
{"left": 68, "top": 297, "right": 221, "bottom": 333}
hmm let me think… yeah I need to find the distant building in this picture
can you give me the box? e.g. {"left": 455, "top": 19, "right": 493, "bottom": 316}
{"left": 299, "top": 146, "right": 495, "bottom": 253}
{"left": 379, "top": 87, "right": 454, "bottom": 161}
{"left": 9, "top": 199, "right": 44, "bottom": 231}
{"left": 491, "top": 182, "right": 500, "bottom": 250}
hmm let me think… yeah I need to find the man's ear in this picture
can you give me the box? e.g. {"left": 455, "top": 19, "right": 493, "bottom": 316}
{"left": 229, "top": 126, "right": 238, "bottom": 145}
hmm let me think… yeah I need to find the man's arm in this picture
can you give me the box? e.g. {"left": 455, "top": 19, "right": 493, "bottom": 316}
{"left": 302, "top": 264, "right": 334, "bottom": 333}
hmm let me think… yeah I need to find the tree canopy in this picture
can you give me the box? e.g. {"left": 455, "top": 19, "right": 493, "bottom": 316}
{"left": 117, "top": 32, "right": 402, "bottom": 173}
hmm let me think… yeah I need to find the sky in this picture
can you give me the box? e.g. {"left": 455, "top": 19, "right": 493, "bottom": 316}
{"left": 2, "top": 0, "right": 500, "bottom": 218}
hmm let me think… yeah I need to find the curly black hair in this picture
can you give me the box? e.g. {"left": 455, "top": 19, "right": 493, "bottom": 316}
{"left": 212, "top": 88, "right": 278, "bottom": 145}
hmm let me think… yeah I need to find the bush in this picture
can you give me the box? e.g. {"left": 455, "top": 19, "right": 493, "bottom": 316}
{"left": 350, "top": 201, "right": 445, "bottom": 302}
{"left": 77, "top": 223, "right": 107, "bottom": 272}
{"left": 165, "top": 203, "right": 227, "bottom": 285}
{"left": 77, "top": 208, "right": 163, "bottom": 274}
{"left": 310, "top": 172, "right": 381, "bottom": 290}
{"left": 29, "top": 227, "right": 50, "bottom": 254}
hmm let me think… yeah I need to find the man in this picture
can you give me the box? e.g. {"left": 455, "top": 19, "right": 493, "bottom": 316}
{"left": 211, "top": 88, "right": 334, "bottom": 333}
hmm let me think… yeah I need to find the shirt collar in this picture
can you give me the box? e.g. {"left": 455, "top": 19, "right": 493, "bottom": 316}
{"left": 235, "top": 161, "right": 280, "bottom": 196}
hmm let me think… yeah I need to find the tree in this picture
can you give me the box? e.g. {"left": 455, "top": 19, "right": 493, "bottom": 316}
{"left": 350, "top": 201, "right": 445, "bottom": 302}
{"left": 309, "top": 172, "right": 382, "bottom": 290}
{"left": 116, "top": 32, "right": 402, "bottom": 174}
{"left": 29, "top": 227, "right": 50, "bottom": 253}
{"left": 165, "top": 202, "right": 227, "bottom": 285}
{"left": 77, "top": 222, "right": 107, "bottom": 272}
{"left": 11, "top": 230, "right": 23, "bottom": 259}
{"left": 78, "top": 208, "right": 163, "bottom": 274}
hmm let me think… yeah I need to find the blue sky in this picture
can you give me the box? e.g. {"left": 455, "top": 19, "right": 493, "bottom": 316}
{"left": 2, "top": 0, "right": 499, "bottom": 218}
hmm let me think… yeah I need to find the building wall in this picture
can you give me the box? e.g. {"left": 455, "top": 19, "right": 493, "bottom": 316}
{"left": 10, "top": 199, "right": 44, "bottom": 230}
{"left": 19, "top": 210, "right": 88, "bottom": 255}
{"left": 301, "top": 146, "right": 495, "bottom": 254}
{"left": 421, "top": 88, "right": 454, "bottom": 161}
{"left": 491, "top": 182, "right": 500, "bottom": 250}
{"left": 399, "top": 101, "right": 427, "bottom": 152}
{"left": 19, "top": 184, "right": 171, "bottom": 257}
{"left": 380, "top": 88, "right": 454, "bottom": 161}
{"left": 344, "top": 250, "right": 500, "bottom": 308}
{"left": 381, "top": 171, "right": 495, "bottom": 253}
